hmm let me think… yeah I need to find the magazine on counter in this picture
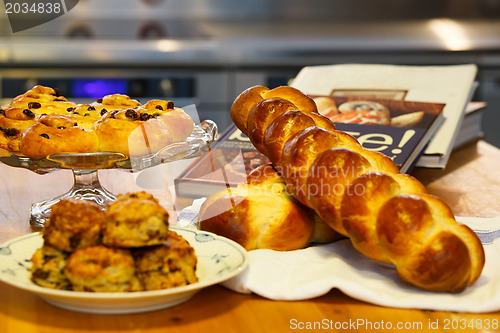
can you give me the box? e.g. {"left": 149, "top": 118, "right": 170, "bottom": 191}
{"left": 291, "top": 63, "right": 478, "bottom": 168}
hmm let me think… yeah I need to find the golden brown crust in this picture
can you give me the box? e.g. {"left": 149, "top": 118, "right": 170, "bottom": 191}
{"left": 90, "top": 94, "right": 141, "bottom": 112}
{"left": 9, "top": 85, "right": 77, "bottom": 115}
{"left": 134, "top": 230, "right": 198, "bottom": 290}
{"left": 0, "top": 108, "right": 38, "bottom": 151}
{"left": 94, "top": 109, "right": 173, "bottom": 156}
{"left": 137, "top": 100, "right": 194, "bottom": 143}
{"left": 230, "top": 85, "right": 486, "bottom": 292}
{"left": 19, "top": 114, "right": 99, "bottom": 158}
{"left": 1, "top": 86, "right": 194, "bottom": 158}
{"left": 30, "top": 191, "right": 198, "bottom": 293}
{"left": 43, "top": 198, "right": 105, "bottom": 252}
{"left": 65, "top": 245, "right": 142, "bottom": 292}
{"left": 197, "top": 164, "right": 342, "bottom": 251}
{"left": 102, "top": 196, "right": 170, "bottom": 247}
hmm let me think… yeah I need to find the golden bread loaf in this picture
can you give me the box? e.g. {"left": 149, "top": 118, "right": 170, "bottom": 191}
{"left": 229, "top": 85, "right": 485, "bottom": 293}
{"left": 197, "top": 164, "right": 341, "bottom": 251}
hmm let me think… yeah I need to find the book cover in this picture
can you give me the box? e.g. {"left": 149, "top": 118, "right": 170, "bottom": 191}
{"left": 174, "top": 125, "right": 269, "bottom": 198}
{"left": 310, "top": 94, "right": 445, "bottom": 173}
{"left": 291, "top": 63, "right": 478, "bottom": 168}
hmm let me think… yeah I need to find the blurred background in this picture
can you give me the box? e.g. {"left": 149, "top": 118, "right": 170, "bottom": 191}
{"left": 0, "top": 0, "right": 499, "bottom": 147}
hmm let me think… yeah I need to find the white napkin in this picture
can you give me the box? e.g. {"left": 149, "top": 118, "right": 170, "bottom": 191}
{"left": 177, "top": 200, "right": 500, "bottom": 313}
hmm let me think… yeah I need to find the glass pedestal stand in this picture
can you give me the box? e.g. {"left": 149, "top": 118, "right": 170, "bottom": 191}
{"left": 30, "top": 169, "right": 116, "bottom": 230}
{"left": 0, "top": 120, "right": 217, "bottom": 231}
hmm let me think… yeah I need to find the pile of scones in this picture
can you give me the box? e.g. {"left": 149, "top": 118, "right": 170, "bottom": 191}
{"left": 30, "top": 192, "right": 198, "bottom": 292}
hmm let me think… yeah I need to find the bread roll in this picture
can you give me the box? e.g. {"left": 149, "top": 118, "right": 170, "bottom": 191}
{"left": 197, "top": 164, "right": 341, "bottom": 251}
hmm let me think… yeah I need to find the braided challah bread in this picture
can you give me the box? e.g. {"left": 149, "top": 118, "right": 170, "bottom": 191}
{"left": 229, "top": 85, "right": 485, "bottom": 293}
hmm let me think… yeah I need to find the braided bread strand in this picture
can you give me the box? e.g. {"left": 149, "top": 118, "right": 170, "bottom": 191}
{"left": 230, "top": 85, "right": 485, "bottom": 293}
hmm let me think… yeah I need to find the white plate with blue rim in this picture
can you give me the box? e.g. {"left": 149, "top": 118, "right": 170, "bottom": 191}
{"left": 0, "top": 227, "right": 248, "bottom": 314}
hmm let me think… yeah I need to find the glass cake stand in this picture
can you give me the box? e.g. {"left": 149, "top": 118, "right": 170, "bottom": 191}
{"left": 0, "top": 120, "right": 218, "bottom": 230}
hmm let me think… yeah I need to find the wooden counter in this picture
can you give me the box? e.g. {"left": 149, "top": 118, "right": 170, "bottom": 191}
{"left": 0, "top": 141, "right": 499, "bottom": 333}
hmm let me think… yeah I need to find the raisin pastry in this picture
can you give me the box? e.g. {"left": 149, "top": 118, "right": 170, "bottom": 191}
{"left": 9, "top": 85, "right": 76, "bottom": 115}
{"left": 93, "top": 108, "right": 173, "bottom": 156}
{"left": 0, "top": 107, "right": 38, "bottom": 152}
{"left": 138, "top": 99, "right": 194, "bottom": 142}
{"left": 19, "top": 114, "right": 99, "bottom": 158}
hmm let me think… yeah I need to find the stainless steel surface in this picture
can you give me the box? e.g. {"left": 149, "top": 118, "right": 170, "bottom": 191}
{"left": 0, "top": 0, "right": 499, "bottom": 147}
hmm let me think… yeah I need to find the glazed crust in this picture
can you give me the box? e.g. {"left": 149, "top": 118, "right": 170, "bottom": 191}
{"left": 229, "top": 85, "right": 486, "bottom": 293}
{"left": 0, "top": 86, "right": 194, "bottom": 158}
{"left": 138, "top": 100, "right": 194, "bottom": 142}
{"left": 93, "top": 109, "right": 173, "bottom": 156}
{"left": 197, "top": 164, "right": 341, "bottom": 251}
{"left": 20, "top": 114, "right": 99, "bottom": 158}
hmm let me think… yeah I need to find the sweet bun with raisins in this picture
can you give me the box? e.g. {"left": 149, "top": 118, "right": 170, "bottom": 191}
{"left": 0, "top": 107, "right": 38, "bottom": 152}
{"left": 93, "top": 108, "right": 173, "bottom": 157}
{"left": 138, "top": 100, "right": 194, "bottom": 142}
{"left": 19, "top": 114, "right": 99, "bottom": 158}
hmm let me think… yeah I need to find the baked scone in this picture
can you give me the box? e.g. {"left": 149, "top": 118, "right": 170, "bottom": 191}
{"left": 93, "top": 108, "right": 173, "bottom": 156}
{"left": 134, "top": 230, "right": 198, "bottom": 290}
{"left": 65, "top": 245, "right": 142, "bottom": 292}
{"left": 20, "top": 114, "right": 99, "bottom": 158}
{"left": 102, "top": 194, "right": 170, "bottom": 247}
{"left": 138, "top": 99, "right": 194, "bottom": 142}
{"left": 30, "top": 245, "right": 71, "bottom": 290}
{"left": 43, "top": 198, "right": 105, "bottom": 252}
{"left": 0, "top": 107, "right": 38, "bottom": 152}
{"left": 114, "top": 191, "right": 159, "bottom": 204}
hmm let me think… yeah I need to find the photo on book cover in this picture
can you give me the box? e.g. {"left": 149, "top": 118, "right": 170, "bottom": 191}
{"left": 310, "top": 90, "right": 445, "bottom": 173}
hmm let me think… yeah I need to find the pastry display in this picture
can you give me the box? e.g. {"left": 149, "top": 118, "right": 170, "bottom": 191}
{"left": 198, "top": 164, "right": 342, "bottom": 251}
{"left": 0, "top": 85, "right": 195, "bottom": 158}
{"left": 30, "top": 192, "right": 198, "bottom": 292}
{"left": 223, "top": 85, "right": 485, "bottom": 293}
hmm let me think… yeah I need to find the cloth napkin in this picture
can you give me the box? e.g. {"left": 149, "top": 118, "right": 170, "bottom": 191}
{"left": 177, "top": 199, "right": 500, "bottom": 313}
